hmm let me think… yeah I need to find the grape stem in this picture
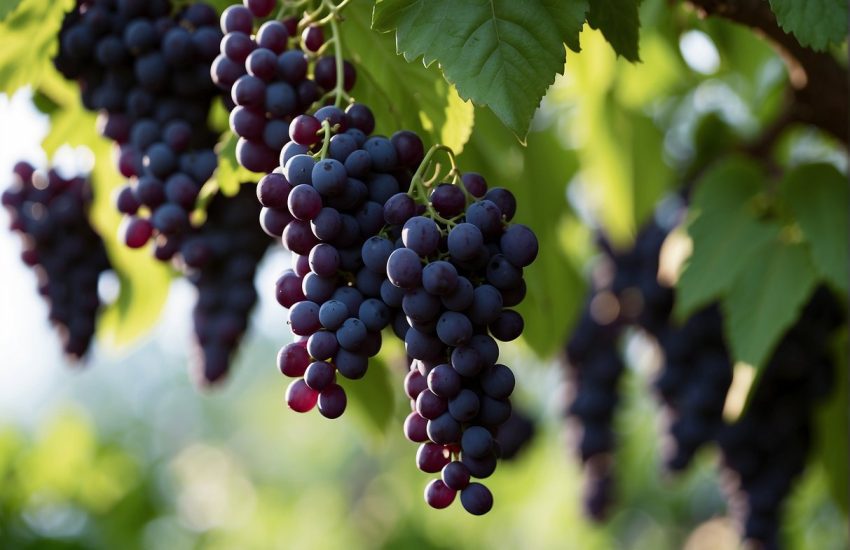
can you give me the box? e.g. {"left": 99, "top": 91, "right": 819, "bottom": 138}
{"left": 315, "top": 119, "right": 333, "bottom": 160}
{"left": 407, "top": 144, "right": 466, "bottom": 228}
{"left": 323, "top": 0, "right": 348, "bottom": 109}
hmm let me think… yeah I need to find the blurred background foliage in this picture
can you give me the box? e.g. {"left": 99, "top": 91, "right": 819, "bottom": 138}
{"left": 0, "top": 0, "right": 847, "bottom": 548}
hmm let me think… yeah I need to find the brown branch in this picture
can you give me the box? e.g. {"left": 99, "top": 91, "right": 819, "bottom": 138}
{"left": 686, "top": 0, "right": 849, "bottom": 147}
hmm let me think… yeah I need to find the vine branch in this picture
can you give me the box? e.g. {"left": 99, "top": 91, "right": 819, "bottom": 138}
{"left": 686, "top": 0, "right": 849, "bottom": 147}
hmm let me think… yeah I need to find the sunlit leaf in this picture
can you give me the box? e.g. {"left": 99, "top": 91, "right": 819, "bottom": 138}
{"left": 676, "top": 157, "right": 780, "bottom": 319}
{"left": 586, "top": 0, "right": 641, "bottom": 61}
{"left": 769, "top": 0, "right": 848, "bottom": 51}
{"left": 0, "top": 0, "right": 73, "bottom": 95}
{"left": 781, "top": 163, "right": 849, "bottom": 294}
{"left": 721, "top": 240, "right": 818, "bottom": 369}
{"left": 373, "top": 0, "right": 588, "bottom": 139}
{"left": 342, "top": 2, "right": 474, "bottom": 153}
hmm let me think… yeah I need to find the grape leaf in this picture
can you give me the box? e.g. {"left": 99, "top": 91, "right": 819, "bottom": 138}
{"left": 342, "top": 2, "right": 474, "bottom": 153}
{"left": 0, "top": 0, "right": 73, "bottom": 95}
{"left": 721, "top": 240, "right": 818, "bottom": 369}
{"left": 781, "top": 163, "right": 849, "bottom": 294}
{"left": 769, "top": 0, "right": 848, "bottom": 51}
{"left": 0, "top": 0, "right": 23, "bottom": 22}
{"left": 586, "top": 0, "right": 641, "bottom": 62}
{"left": 372, "top": 0, "right": 589, "bottom": 139}
{"left": 676, "top": 157, "right": 780, "bottom": 320}
{"left": 215, "top": 132, "right": 262, "bottom": 196}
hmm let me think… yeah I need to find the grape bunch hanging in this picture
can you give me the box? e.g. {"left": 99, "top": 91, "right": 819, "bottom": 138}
{"left": 2, "top": 162, "right": 111, "bottom": 359}
{"left": 563, "top": 209, "right": 843, "bottom": 548}
{"left": 212, "top": 0, "right": 540, "bottom": 514}
{"left": 55, "top": 0, "right": 223, "bottom": 258}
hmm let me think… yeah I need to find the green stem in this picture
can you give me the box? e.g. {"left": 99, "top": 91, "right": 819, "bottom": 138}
{"left": 325, "top": 1, "right": 347, "bottom": 109}
{"left": 314, "top": 119, "right": 333, "bottom": 160}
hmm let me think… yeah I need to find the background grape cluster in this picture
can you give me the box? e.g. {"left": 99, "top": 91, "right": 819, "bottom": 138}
{"left": 563, "top": 208, "right": 843, "bottom": 548}
{"left": 2, "top": 162, "right": 111, "bottom": 359}
{"left": 54, "top": 0, "right": 222, "bottom": 256}
{"left": 183, "top": 183, "right": 272, "bottom": 385}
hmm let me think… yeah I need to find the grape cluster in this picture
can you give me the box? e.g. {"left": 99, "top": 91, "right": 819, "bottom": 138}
{"left": 213, "top": 3, "right": 356, "bottom": 172}
{"left": 564, "top": 273, "right": 626, "bottom": 520}
{"left": 263, "top": 103, "right": 424, "bottom": 419}
{"left": 183, "top": 184, "right": 272, "bottom": 385}
{"left": 2, "top": 162, "right": 111, "bottom": 359}
{"left": 718, "top": 287, "right": 843, "bottom": 549}
{"left": 259, "top": 93, "right": 537, "bottom": 511}
{"left": 389, "top": 172, "right": 537, "bottom": 515}
{"left": 54, "top": 0, "right": 223, "bottom": 256}
{"left": 564, "top": 221, "right": 677, "bottom": 519}
{"left": 653, "top": 306, "right": 732, "bottom": 471}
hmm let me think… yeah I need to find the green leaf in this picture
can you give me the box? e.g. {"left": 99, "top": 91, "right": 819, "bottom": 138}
{"left": 676, "top": 158, "right": 780, "bottom": 319}
{"left": 781, "top": 163, "right": 849, "bottom": 294}
{"left": 215, "top": 132, "right": 261, "bottom": 196}
{"left": 0, "top": 0, "right": 23, "bottom": 22}
{"left": 39, "top": 73, "right": 172, "bottom": 346}
{"left": 337, "top": 355, "right": 395, "bottom": 437}
{"left": 372, "top": 0, "right": 588, "bottom": 139}
{"left": 721, "top": 240, "right": 818, "bottom": 369}
{"left": 814, "top": 329, "right": 848, "bottom": 513}
{"left": 769, "top": 0, "right": 848, "bottom": 51}
{"left": 0, "top": 0, "right": 73, "bottom": 95}
{"left": 586, "top": 0, "right": 641, "bottom": 62}
{"left": 342, "top": 3, "right": 474, "bottom": 153}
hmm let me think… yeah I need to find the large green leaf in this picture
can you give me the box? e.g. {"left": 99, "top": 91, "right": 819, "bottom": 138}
{"left": 372, "top": 0, "right": 588, "bottom": 139}
{"left": 342, "top": 3, "right": 474, "bottom": 153}
{"left": 38, "top": 71, "right": 172, "bottom": 346}
{"left": 814, "top": 330, "right": 848, "bottom": 513}
{"left": 676, "top": 158, "right": 780, "bottom": 319}
{"left": 769, "top": 0, "right": 848, "bottom": 51}
{"left": 721, "top": 240, "right": 818, "bottom": 369}
{"left": 781, "top": 163, "right": 849, "bottom": 295}
{"left": 586, "top": 0, "right": 641, "bottom": 62}
{"left": 0, "top": 0, "right": 72, "bottom": 95}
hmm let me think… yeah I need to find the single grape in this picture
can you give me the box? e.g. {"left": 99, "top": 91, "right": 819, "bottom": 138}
{"left": 460, "top": 483, "right": 494, "bottom": 515}
{"left": 404, "top": 412, "right": 429, "bottom": 442}
{"left": 489, "top": 310, "right": 524, "bottom": 342}
{"left": 485, "top": 187, "right": 516, "bottom": 221}
{"left": 318, "top": 383, "right": 347, "bottom": 419}
{"left": 422, "top": 260, "right": 459, "bottom": 296}
{"left": 442, "top": 461, "right": 471, "bottom": 491}
{"left": 402, "top": 216, "right": 441, "bottom": 257}
{"left": 288, "top": 300, "right": 320, "bottom": 335}
{"left": 289, "top": 114, "right": 322, "bottom": 146}
{"left": 387, "top": 248, "right": 422, "bottom": 289}
{"left": 430, "top": 183, "right": 466, "bottom": 218}
{"left": 334, "top": 348, "right": 368, "bottom": 379}
{"left": 416, "top": 442, "right": 450, "bottom": 473}
{"left": 288, "top": 184, "right": 323, "bottom": 221}
{"left": 424, "top": 479, "right": 457, "bottom": 509}
{"left": 304, "top": 360, "right": 336, "bottom": 391}
{"left": 461, "top": 172, "right": 488, "bottom": 198}
{"left": 283, "top": 378, "right": 317, "bottom": 413}
{"left": 307, "top": 330, "right": 338, "bottom": 360}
